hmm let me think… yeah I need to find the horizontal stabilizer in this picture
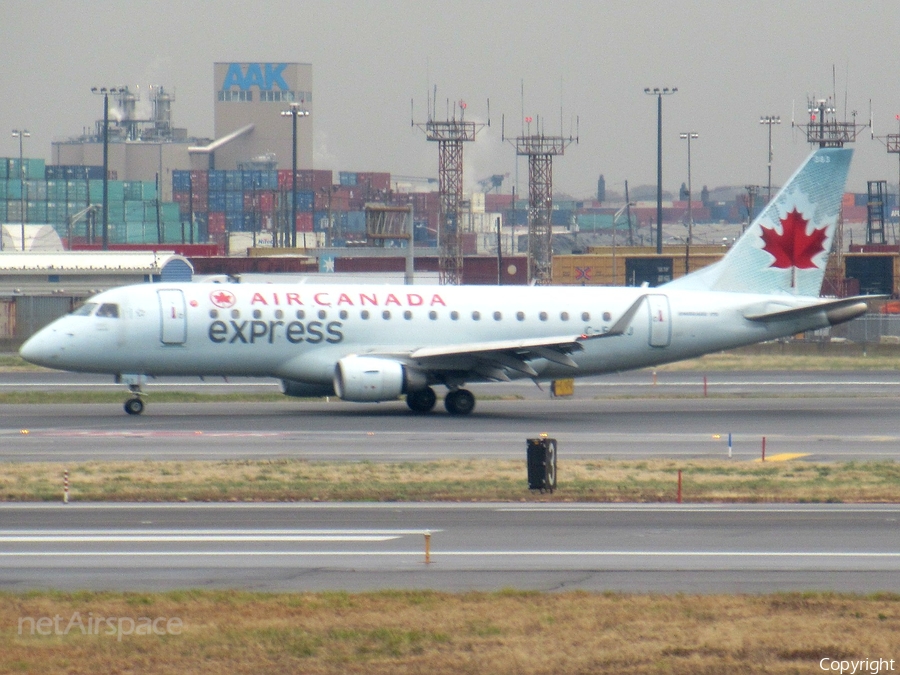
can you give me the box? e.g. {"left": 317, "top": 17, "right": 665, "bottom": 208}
{"left": 743, "top": 296, "right": 881, "bottom": 326}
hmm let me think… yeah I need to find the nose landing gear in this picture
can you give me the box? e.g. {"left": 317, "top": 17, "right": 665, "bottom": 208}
{"left": 119, "top": 374, "right": 147, "bottom": 416}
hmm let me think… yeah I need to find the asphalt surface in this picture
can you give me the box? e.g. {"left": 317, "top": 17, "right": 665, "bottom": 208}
{"left": 1, "top": 503, "right": 899, "bottom": 593}
{"left": 2, "top": 391, "right": 900, "bottom": 462}
{"left": 2, "top": 370, "right": 900, "bottom": 593}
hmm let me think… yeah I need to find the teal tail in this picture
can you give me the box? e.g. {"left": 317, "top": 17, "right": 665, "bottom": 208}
{"left": 664, "top": 147, "right": 852, "bottom": 296}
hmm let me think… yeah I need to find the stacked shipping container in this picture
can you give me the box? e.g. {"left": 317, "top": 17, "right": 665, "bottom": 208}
{"left": 0, "top": 157, "right": 185, "bottom": 246}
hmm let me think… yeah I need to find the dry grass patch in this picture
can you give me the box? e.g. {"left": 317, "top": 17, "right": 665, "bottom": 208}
{"left": 2, "top": 590, "right": 899, "bottom": 674}
{"left": 2, "top": 458, "right": 900, "bottom": 503}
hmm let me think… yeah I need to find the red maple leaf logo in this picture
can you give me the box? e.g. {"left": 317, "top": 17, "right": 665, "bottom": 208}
{"left": 759, "top": 208, "right": 827, "bottom": 270}
{"left": 210, "top": 290, "right": 236, "bottom": 308}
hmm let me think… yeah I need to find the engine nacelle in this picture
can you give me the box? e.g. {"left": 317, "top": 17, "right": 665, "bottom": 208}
{"left": 333, "top": 356, "right": 428, "bottom": 402}
{"left": 280, "top": 379, "right": 336, "bottom": 398}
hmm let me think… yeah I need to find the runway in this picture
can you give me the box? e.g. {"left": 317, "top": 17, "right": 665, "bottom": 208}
{"left": 3, "top": 394, "right": 900, "bottom": 462}
{"left": 3, "top": 370, "right": 900, "bottom": 594}
{"left": 1, "top": 503, "right": 899, "bottom": 593}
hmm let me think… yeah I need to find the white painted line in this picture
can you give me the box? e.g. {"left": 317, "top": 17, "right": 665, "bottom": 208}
{"left": 0, "top": 550, "right": 898, "bottom": 558}
{"left": 0, "top": 535, "right": 400, "bottom": 543}
{"left": 0, "top": 529, "right": 433, "bottom": 536}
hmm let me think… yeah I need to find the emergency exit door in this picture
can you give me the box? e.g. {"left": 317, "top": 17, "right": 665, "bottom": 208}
{"left": 647, "top": 294, "right": 671, "bottom": 348}
{"left": 158, "top": 289, "right": 187, "bottom": 345}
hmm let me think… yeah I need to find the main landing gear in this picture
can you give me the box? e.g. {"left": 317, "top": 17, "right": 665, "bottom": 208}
{"left": 406, "top": 387, "right": 437, "bottom": 413}
{"left": 405, "top": 386, "right": 476, "bottom": 415}
{"left": 444, "top": 388, "right": 476, "bottom": 416}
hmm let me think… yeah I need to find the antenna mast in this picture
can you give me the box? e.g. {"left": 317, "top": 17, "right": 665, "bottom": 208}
{"left": 414, "top": 93, "right": 488, "bottom": 284}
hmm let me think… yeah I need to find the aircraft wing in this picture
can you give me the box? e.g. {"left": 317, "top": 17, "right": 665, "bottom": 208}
{"left": 369, "top": 294, "right": 650, "bottom": 381}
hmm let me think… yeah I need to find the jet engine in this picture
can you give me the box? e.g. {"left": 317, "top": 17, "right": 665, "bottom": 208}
{"left": 333, "top": 356, "right": 428, "bottom": 402}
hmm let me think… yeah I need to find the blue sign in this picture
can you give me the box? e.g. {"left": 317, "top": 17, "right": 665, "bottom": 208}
{"left": 221, "top": 63, "right": 289, "bottom": 91}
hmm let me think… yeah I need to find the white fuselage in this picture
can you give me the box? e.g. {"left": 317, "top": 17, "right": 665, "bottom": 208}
{"left": 21, "top": 281, "right": 833, "bottom": 385}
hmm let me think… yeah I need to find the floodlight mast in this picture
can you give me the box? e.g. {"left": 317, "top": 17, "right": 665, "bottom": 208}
{"left": 644, "top": 87, "right": 677, "bottom": 254}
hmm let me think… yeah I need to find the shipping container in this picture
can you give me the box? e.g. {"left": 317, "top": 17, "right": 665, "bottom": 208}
{"left": 208, "top": 212, "right": 226, "bottom": 234}
{"left": 189, "top": 189, "right": 208, "bottom": 212}
{"left": 225, "top": 213, "right": 243, "bottom": 232}
{"left": 208, "top": 191, "right": 226, "bottom": 212}
{"left": 161, "top": 203, "right": 181, "bottom": 223}
{"left": 125, "top": 201, "right": 144, "bottom": 222}
{"left": 208, "top": 170, "right": 226, "bottom": 192}
{"left": 26, "top": 201, "right": 47, "bottom": 223}
{"left": 0, "top": 160, "right": 7, "bottom": 180}
{"left": 5, "top": 179, "right": 22, "bottom": 200}
{"left": 25, "top": 180, "right": 47, "bottom": 201}
{"left": 224, "top": 171, "right": 242, "bottom": 192}
{"left": 190, "top": 170, "right": 209, "bottom": 190}
{"left": 295, "top": 212, "right": 313, "bottom": 232}
{"left": 123, "top": 181, "right": 143, "bottom": 201}
{"left": 172, "top": 170, "right": 191, "bottom": 192}
{"left": 339, "top": 171, "right": 357, "bottom": 186}
{"left": 225, "top": 192, "right": 244, "bottom": 213}
{"left": 66, "top": 181, "right": 89, "bottom": 202}
{"left": 46, "top": 180, "right": 67, "bottom": 202}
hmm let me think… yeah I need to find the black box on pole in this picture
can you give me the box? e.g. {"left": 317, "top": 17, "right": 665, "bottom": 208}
{"left": 527, "top": 437, "right": 557, "bottom": 493}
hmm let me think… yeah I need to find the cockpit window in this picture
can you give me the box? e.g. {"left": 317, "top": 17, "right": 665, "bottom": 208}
{"left": 71, "top": 303, "right": 98, "bottom": 316}
{"left": 96, "top": 303, "right": 120, "bottom": 319}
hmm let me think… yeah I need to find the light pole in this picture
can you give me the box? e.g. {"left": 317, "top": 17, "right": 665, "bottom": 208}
{"left": 679, "top": 132, "right": 698, "bottom": 273}
{"left": 644, "top": 87, "right": 677, "bottom": 254}
{"left": 760, "top": 115, "right": 781, "bottom": 204}
{"left": 11, "top": 129, "right": 30, "bottom": 251}
{"left": 281, "top": 102, "right": 309, "bottom": 248}
{"left": 91, "top": 87, "right": 125, "bottom": 250}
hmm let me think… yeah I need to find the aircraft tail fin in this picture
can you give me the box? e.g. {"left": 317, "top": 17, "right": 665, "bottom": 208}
{"left": 664, "top": 147, "right": 852, "bottom": 296}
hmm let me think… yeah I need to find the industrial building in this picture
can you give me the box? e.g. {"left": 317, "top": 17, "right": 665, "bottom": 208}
{"left": 52, "top": 63, "right": 313, "bottom": 201}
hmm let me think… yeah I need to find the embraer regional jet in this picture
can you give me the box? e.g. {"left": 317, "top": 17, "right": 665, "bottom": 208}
{"left": 20, "top": 147, "right": 875, "bottom": 416}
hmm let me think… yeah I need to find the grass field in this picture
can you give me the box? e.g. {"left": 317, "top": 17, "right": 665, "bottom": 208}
{"left": 3, "top": 458, "right": 900, "bottom": 503}
{"left": 2, "top": 590, "right": 898, "bottom": 674}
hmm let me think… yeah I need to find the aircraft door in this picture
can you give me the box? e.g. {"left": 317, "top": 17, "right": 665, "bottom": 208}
{"left": 647, "top": 294, "right": 671, "bottom": 348}
{"left": 158, "top": 289, "right": 187, "bottom": 345}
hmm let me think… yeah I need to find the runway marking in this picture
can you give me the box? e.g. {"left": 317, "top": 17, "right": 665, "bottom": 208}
{"left": 754, "top": 453, "right": 811, "bottom": 462}
{"left": 0, "top": 551, "right": 898, "bottom": 558}
{"left": 0, "top": 529, "right": 432, "bottom": 543}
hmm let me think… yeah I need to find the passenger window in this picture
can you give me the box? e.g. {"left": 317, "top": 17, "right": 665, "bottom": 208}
{"left": 516, "top": 311, "right": 525, "bottom": 321}
{"left": 539, "top": 312, "right": 548, "bottom": 321}
{"left": 231, "top": 309, "right": 241, "bottom": 319}
{"left": 403, "top": 310, "right": 412, "bottom": 320}
{"left": 429, "top": 311, "right": 438, "bottom": 320}
{"left": 252, "top": 309, "right": 262, "bottom": 319}
{"left": 96, "top": 303, "right": 119, "bottom": 319}
{"left": 450, "top": 311, "right": 459, "bottom": 321}
{"left": 361, "top": 310, "right": 370, "bottom": 320}
{"left": 339, "top": 310, "right": 348, "bottom": 320}
{"left": 472, "top": 311, "right": 481, "bottom": 321}
{"left": 210, "top": 309, "right": 219, "bottom": 319}
{"left": 602, "top": 311, "right": 612, "bottom": 322}
{"left": 275, "top": 310, "right": 284, "bottom": 320}
{"left": 493, "top": 311, "right": 502, "bottom": 321}
{"left": 382, "top": 310, "right": 391, "bottom": 320}
{"left": 296, "top": 310, "right": 305, "bottom": 320}
{"left": 560, "top": 311, "right": 569, "bottom": 321}
{"left": 581, "top": 312, "right": 590, "bottom": 321}
{"left": 72, "top": 303, "right": 98, "bottom": 317}
{"left": 318, "top": 310, "right": 327, "bottom": 320}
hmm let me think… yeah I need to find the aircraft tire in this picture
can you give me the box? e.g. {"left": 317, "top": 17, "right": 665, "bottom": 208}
{"left": 124, "top": 398, "right": 145, "bottom": 416}
{"left": 444, "top": 389, "right": 476, "bottom": 416}
{"left": 406, "top": 387, "right": 437, "bottom": 413}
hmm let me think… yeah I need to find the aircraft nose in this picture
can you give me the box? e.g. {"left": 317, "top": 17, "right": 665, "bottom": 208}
{"left": 19, "top": 326, "right": 61, "bottom": 368}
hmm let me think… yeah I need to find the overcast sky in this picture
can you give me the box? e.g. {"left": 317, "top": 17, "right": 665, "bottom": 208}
{"left": 3, "top": 0, "right": 900, "bottom": 199}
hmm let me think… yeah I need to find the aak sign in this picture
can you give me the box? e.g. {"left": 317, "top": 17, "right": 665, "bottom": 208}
{"left": 221, "top": 63, "right": 289, "bottom": 91}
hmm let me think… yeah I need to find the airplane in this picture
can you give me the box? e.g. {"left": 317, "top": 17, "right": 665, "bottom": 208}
{"left": 19, "top": 146, "right": 877, "bottom": 416}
